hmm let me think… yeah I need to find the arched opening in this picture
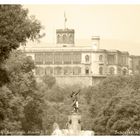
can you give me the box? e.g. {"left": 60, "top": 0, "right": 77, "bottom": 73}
{"left": 85, "top": 67, "right": 89, "bottom": 75}
{"left": 99, "top": 55, "right": 103, "bottom": 61}
{"left": 45, "top": 67, "right": 53, "bottom": 75}
{"left": 122, "top": 69, "right": 127, "bottom": 75}
{"left": 69, "top": 34, "right": 73, "bottom": 43}
{"left": 57, "top": 34, "right": 61, "bottom": 43}
{"left": 63, "top": 34, "right": 67, "bottom": 43}
{"left": 109, "top": 67, "right": 115, "bottom": 75}
{"left": 85, "top": 55, "right": 89, "bottom": 62}
{"left": 117, "top": 67, "right": 121, "bottom": 75}
{"left": 54, "top": 67, "right": 62, "bottom": 75}
{"left": 73, "top": 67, "right": 81, "bottom": 75}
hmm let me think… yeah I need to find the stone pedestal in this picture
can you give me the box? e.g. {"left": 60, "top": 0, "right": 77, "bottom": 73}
{"left": 67, "top": 113, "right": 81, "bottom": 135}
{"left": 51, "top": 112, "right": 94, "bottom": 136}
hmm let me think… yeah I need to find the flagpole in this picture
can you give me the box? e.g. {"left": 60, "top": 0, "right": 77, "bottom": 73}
{"left": 64, "top": 11, "right": 67, "bottom": 29}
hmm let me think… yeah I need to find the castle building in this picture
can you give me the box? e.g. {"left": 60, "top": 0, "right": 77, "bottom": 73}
{"left": 25, "top": 23, "right": 140, "bottom": 86}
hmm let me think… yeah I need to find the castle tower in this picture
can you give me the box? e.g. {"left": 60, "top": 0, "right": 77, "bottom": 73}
{"left": 91, "top": 36, "right": 100, "bottom": 50}
{"left": 56, "top": 12, "right": 75, "bottom": 47}
{"left": 56, "top": 29, "right": 75, "bottom": 47}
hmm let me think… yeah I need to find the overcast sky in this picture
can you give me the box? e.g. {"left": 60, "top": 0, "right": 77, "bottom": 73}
{"left": 24, "top": 5, "right": 140, "bottom": 55}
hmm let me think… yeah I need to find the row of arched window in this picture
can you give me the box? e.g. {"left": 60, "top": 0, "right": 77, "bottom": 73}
{"left": 35, "top": 66, "right": 81, "bottom": 76}
{"left": 85, "top": 67, "right": 103, "bottom": 75}
{"left": 35, "top": 66, "right": 128, "bottom": 76}
{"left": 108, "top": 67, "right": 128, "bottom": 75}
{"left": 85, "top": 67, "right": 128, "bottom": 75}
{"left": 57, "top": 34, "right": 74, "bottom": 43}
{"left": 85, "top": 55, "right": 103, "bottom": 63}
{"left": 85, "top": 54, "right": 128, "bottom": 65}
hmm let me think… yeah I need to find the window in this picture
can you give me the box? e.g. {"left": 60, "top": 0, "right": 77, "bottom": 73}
{"left": 64, "top": 67, "right": 72, "bottom": 75}
{"left": 109, "top": 67, "right": 115, "bottom": 75}
{"left": 73, "top": 53, "right": 81, "bottom": 64}
{"left": 45, "top": 53, "right": 53, "bottom": 64}
{"left": 73, "top": 67, "right": 81, "bottom": 75}
{"left": 99, "top": 67, "right": 103, "bottom": 75}
{"left": 117, "top": 67, "right": 121, "bottom": 75}
{"left": 69, "top": 120, "right": 72, "bottom": 124}
{"left": 129, "top": 59, "right": 132, "bottom": 69}
{"left": 118, "top": 55, "right": 122, "bottom": 65}
{"left": 99, "top": 55, "right": 103, "bottom": 61}
{"left": 122, "top": 56, "right": 127, "bottom": 65}
{"left": 35, "top": 53, "right": 44, "bottom": 65}
{"left": 63, "top": 53, "right": 72, "bottom": 64}
{"left": 85, "top": 55, "right": 89, "bottom": 62}
{"left": 85, "top": 67, "right": 89, "bottom": 75}
{"left": 54, "top": 53, "right": 62, "bottom": 64}
{"left": 107, "top": 54, "right": 116, "bottom": 65}
{"left": 69, "top": 34, "right": 73, "bottom": 43}
{"left": 122, "top": 69, "right": 127, "bottom": 75}
{"left": 54, "top": 67, "right": 63, "bottom": 75}
{"left": 136, "top": 60, "right": 140, "bottom": 73}
{"left": 63, "top": 34, "right": 67, "bottom": 43}
{"left": 35, "top": 67, "right": 40, "bottom": 75}
{"left": 57, "top": 34, "right": 61, "bottom": 43}
{"left": 45, "top": 67, "right": 53, "bottom": 75}
{"left": 35, "top": 67, "right": 45, "bottom": 75}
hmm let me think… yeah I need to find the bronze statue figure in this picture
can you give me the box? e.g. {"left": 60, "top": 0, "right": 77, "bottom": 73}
{"left": 70, "top": 89, "right": 80, "bottom": 113}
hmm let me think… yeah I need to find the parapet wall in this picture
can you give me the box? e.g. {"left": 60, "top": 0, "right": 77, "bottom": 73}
{"left": 55, "top": 76, "right": 93, "bottom": 87}
{"left": 55, "top": 76, "right": 106, "bottom": 87}
{"left": 36, "top": 75, "right": 106, "bottom": 87}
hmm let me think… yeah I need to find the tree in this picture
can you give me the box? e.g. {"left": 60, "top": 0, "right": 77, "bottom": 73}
{"left": 0, "top": 5, "right": 42, "bottom": 63}
{"left": 0, "top": 50, "right": 45, "bottom": 135}
{"left": 41, "top": 75, "right": 56, "bottom": 89}
{"left": 93, "top": 86, "right": 140, "bottom": 135}
{"left": 22, "top": 95, "right": 44, "bottom": 134}
{"left": 4, "top": 50, "right": 36, "bottom": 98}
{"left": 89, "top": 75, "right": 140, "bottom": 135}
{"left": 89, "top": 76, "right": 133, "bottom": 119}
{"left": 0, "top": 5, "right": 43, "bottom": 87}
{"left": 0, "top": 86, "right": 12, "bottom": 131}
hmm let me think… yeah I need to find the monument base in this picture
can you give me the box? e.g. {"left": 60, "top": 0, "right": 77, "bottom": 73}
{"left": 67, "top": 112, "right": 81, "bottom": 135}
{"left": 51, "top": 112, "right": 94, "bottom": 136}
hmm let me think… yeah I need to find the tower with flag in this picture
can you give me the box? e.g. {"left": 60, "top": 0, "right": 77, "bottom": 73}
{"left": 56, "top": 12, "right": 75, "bottom": 47}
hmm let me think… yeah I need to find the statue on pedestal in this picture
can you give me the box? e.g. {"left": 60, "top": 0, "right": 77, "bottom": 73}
{"left": 70, "top": 89, "right": 80, "bottom": 113}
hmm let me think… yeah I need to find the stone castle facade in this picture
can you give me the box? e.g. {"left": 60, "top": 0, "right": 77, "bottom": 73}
{"left": 25, "top": 27, "right": 140, "bottom": 86}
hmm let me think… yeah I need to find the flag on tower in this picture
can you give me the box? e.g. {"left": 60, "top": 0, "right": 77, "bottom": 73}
{"left": 64, "top": 12, "right": 67, "bottom": 22}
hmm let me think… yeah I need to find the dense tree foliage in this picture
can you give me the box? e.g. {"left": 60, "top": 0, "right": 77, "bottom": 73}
{"left": 0, "top": 5, "right": 43, "bottom": 87}
{"left": 93, "top": 86, "right": 140, "bottom": 135}
{"left": 0, "top": 5, "right": 42, "bottom": 63}
{"left": 5, "top": 50, "right": 36, "bottom": 97}
{"left": 0, "top": 50, "right": 44, "bottom": 135}
{"left": 88, "top": 75, "right": 140, "bottom": 135}
{"left": 0, "top": 5, "right": 44, "bottom": 134}
{"left": 41, "top": 75, "right": 56, "bottom": 89}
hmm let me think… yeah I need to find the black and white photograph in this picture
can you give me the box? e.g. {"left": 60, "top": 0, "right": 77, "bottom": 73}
{"left": 1, "top": 2, "right": 140, "bottom": 136}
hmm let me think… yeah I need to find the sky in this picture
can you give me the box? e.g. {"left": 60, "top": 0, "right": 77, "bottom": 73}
{"left": 24, "top": 4, "right": 140, "bottom": 55}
